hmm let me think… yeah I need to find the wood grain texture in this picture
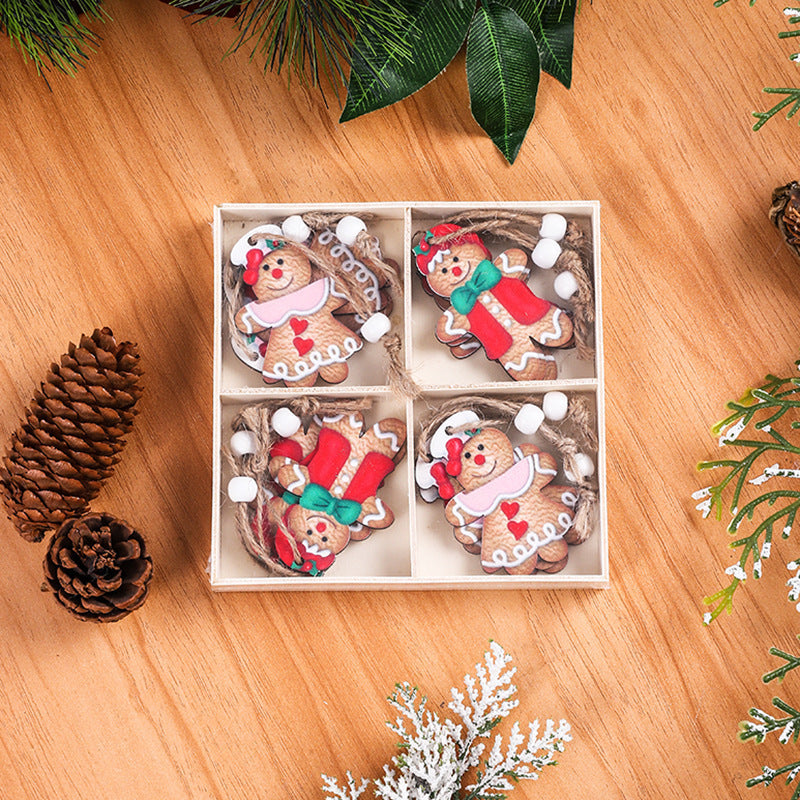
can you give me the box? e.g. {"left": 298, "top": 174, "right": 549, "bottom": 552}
{"left": 1, "top": 1, "right": 800, "bottom": 797}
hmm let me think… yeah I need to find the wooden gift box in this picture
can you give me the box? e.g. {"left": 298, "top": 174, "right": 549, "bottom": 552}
{"left": 210, "top": 202, "right": 607, "bottom": 590}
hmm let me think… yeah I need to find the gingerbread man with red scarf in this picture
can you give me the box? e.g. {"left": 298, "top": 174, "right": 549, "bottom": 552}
{"left": 414, "top": 224, "right": 574, "bottom": 381}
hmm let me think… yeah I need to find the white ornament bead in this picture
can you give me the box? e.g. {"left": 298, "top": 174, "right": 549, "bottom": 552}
{"left": 540, "top": 213, "right": 568, "bottom": 242}
{"left": 514, "top": 403, "right": 545, "bottom": 435}
{"left": 360, "top": 312, "right": 391, "bottom": 343}
{"left": 532, "top": 238, "right": 562, "bottom": 269}
{"left": 565, "top": 452, "right": 595, "bottom": 482}
{"left": 430, "top": 410, "right": 481, "bottom": 458}
{"left": 419, "top": 485, "right": 439, "bottom": 503}
{"left": 230, "top": 224, "right": 282, "bottom": 267}
{"left": 227, "top": 476, "right": 258, "bottom": 503}
{"left": 281, "top": 215, "right": 312, "bottom": 243}
{"left": 230, "top": 430, "right": 258, "bottom": 457}
{"left": 554, "top": 270, "right": 580, "bottom": 300}
{"left": 335, "top": 215, "right": 367, "bottom": 247}
{"left": 416, "top": 458, "right": 436, "bottom": 489}
{"left": 543, "top": 391, "right": 569, "bottom": 421}
{"left": 271, "top": 407, "right": 301, "bottom": 438}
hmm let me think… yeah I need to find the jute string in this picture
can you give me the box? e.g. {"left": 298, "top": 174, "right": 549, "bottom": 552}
{"left": 223, "top": 219, "right": 418, "bottom": 397}
{"left": 416, "top": 395, "right": 599, "bottom": 544}
{"left": 416, "top": 209, "right": 595, "bottom": 361}
{"left": 224, "top": 397, "right": 374, "bottom": 576}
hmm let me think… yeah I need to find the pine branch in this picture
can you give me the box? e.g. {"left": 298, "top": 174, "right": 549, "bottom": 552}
{"left": 764, "top": 639, "right": 800, "bottom": 685}
{"left": 696, "top": 360, "right": 800, "bottom": 624}
{"left": 0, "top": 0, "right": 106, "bottom": 77}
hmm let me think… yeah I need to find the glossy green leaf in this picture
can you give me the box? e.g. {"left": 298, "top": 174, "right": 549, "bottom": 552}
{"left": 466, "top": 2, "right": 540, "bottom": 164}
{"left": 495, "top": 0, "right": 576, "bottom": 88}
{"left": 341, "top": 0, "right": 476, "bottom": 122}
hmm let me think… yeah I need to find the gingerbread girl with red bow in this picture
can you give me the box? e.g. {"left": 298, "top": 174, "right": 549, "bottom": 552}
{"left": 414, "top": 224, "right": 574, "bottom": 381}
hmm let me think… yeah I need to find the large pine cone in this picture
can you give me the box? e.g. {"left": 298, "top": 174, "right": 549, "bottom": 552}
{"left": 43, "top": 512, "right": 152, "bottom": 622}
{"left": 0, "top": 328, "right": 143, "bottom": 542}
{"left": 770, "top": 181, "right": 800, "bottom": 260}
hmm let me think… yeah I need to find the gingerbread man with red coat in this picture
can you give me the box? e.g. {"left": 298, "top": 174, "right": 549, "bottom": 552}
{"left": 414, "top": 224, "right": 574, "bottom": 381}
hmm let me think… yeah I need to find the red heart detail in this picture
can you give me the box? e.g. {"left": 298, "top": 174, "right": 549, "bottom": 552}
{"left": 507, "top": 520, "right": 528, "bottom": 540}
{"left": 501, "top": 501, "right": 519, "bottom": 519}
{"left": 293, "top": 337, "right": 314, "bottom": 356}
{"left": 290, "top": 317, "right": 309, "bottom": 335}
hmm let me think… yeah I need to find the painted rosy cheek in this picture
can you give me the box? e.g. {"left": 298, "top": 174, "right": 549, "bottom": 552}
{"left": 272, "top": 268, "right": 284, "bottom": 279}
{"left": 474, "top": 454, "right": 486, "bottom": 466}
{"left": 315, "top": 522, "right": 327, "bottom": 533}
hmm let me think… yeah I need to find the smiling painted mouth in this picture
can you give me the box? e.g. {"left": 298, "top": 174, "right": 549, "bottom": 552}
{"left": 271, "top": 275, "right": 294, "bottom": 291}
{"left": 474, "top": 461, "right": 496, "bottom": 479}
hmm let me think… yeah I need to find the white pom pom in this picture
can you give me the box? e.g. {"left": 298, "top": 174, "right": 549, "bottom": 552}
{"left": 227, "top": 476, "right": 258, "bottom": 503}
{"left": 430, "top": 411, "right": 481, "bottom": 458}
{"left": 281, "top": 214, "right": 312, "bottom": 243}
{"left": 532, "top": 238, "right": 562, "bottom": 269}
{"left": 360, "top": 312, "right": 391, "bottom": 343}
{"left": 415, "top": 458, "right": 436, "bottom": 489}
{"left": 540, "top": 213, "right": 568, "bottom": 241}
{"left": 230, "top": 430, "right": 258, "bottom": 457}
{"left": 271, "top": 407, "right": 301, "bottom": 438}
{"left": 554, "top": 270, "right": 580, "bottom": 300}
{"left": 230, "top": 224, "right": 282, "bottom": 267}
{"left": 335, "top": 215, "right": 367, "bottom": 247}
{"left": 543, "top": 391, "right": 569, "bottom": 421}
{"left": 565, "top": 452, "right": 595, "bottom": 482}
{"left": 514, "top": 403, "right": 545, "bottom": 435}
{"left": 420, "top": 485, "right": 440, "bottom": 503}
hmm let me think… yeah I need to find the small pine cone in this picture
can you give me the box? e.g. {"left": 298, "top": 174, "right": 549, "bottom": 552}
{"left": 42, "top": 512, "right": 153, "bottom": 622}
{"left": 770, "top": 181, "right": 800, "bottom": 260}
{"left": 0, "top": 328, "right": 143, "bottom": 542}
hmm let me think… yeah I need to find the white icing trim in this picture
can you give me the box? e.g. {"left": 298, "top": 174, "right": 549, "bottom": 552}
{"left": 504, "top": 350, "right": 556, "bottom": 372}
{"left": 261, "top": 338, "right": 362, "bottom": 382}
{"left": 246, "top": 279, "right": 331, "bottom": 330}
{"left": 443, "top": 309, "right": 468, "bottom": 337}
{"left": 561, "top": 491, "right": 578, "bottom": 508}
{"left": 362, "top": 497, "right": 388, "bottom": 525}
{"left": 302, "top": 541, "right": 332, "bottom": 558}
{"left": 481, "top": 521, "right": 565, "bottom": 570}
{"left": 538, "top": 308, "right": 564, "bottom": 344}
{"left": 532, "top": 453, "right": 557, "bottom": 477}
{"left": 287, "top": 464, "right": 306, "bottom": 493}
{"left": 373, "top": 424, "right": 401, "bottom": 452}
{"left": 498, "top": 252, "right": 527, "bottom": 274}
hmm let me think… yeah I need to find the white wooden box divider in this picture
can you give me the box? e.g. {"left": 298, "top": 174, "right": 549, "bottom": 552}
{"left": 211, "top": 202, "right": 607, "bottom": 590}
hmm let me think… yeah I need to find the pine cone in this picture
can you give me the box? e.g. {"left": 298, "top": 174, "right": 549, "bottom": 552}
{"left": 770, "top": 181, "right": 800, "bottom": 260}
{"left": 0, "top": 328, "right": 143, "bottom": 542}
{"left": 42, "top": 512, "right": 153, "bottom": 622}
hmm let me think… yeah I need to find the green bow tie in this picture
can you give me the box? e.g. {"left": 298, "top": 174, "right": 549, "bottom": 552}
{"left": 451, "top": 260, "right": 502, "bottom": 314}
{"left": 297, "top": 483, "right": 362, "bottom": 526}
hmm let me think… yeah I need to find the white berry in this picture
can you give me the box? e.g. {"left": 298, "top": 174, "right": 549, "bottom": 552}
{"left": 514, "top": 403, "right": 545, "bottom": 435}
{"left": 271, "top": 407, "right": 301, "bottom": 437}
{"left": 230, "top": 430, "right": 258, "bottom": 457}
{"left": 335, "top": 215, "right": 367, "bottom": 247}
{"left": 227, "top": 476, "right": 258, "bottom": 503}
{"left": 281, "top": 215, "right": 312, "bottom": 243}
{"left": 360, "top": 312, "right": 391, "bottom": 343}
{"left": 554, "top": 270, "right": 580, "bottom": 300}
{"left": 543, "top": 391, "right": 569, "bottom": 421}
{"left": 540, "top": 213, "right": 568, "bottom": 241}
{"left": 565, "top": 452, "right": 595, "bottom": 482}
{"left": 532, "top": 238, "right": 562, "bottom": 269}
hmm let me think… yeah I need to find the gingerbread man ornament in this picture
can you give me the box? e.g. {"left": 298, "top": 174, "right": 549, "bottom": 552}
{"left": 266, "top": 412, "right": 406, "bottom": 574}
{"left": 441, "top": 428, "right": 576, "bottom": 575}
{"left": 414, "top": 224, "right": 574, "bottom": 381}
{"left": 232, "top": 232, "right": 362, "bottom": 387}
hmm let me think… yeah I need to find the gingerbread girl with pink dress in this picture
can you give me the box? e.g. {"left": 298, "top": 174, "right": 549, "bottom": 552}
{"left": 414, "top": 224, "right": 574, "bottom": 381}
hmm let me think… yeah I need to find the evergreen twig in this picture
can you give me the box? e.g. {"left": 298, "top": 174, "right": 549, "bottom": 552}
{"left": 695, "top": 360, "right": 800, "bottom": 624}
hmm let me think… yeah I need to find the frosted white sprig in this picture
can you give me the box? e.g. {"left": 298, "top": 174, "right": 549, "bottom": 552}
{"left": 322, "top": 643, "right": 571, "bottom": 800}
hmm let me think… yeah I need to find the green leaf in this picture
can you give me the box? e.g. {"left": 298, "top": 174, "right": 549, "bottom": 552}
{"left": 496, "top": 0, "right": 576, "bottom": 88}
{"left": 341, "top": 0, "right": 476, "bottom": 122}
{"left": 466, "top": 1, "right": 540, "bottom": 164}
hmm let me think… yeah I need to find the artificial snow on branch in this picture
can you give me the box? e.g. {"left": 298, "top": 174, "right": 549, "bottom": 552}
{"left": 321, "top": 642, "right": 571, "bottom": 800}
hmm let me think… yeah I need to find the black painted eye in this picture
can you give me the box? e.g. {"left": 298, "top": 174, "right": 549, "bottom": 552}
{"left": 452, "top": 256, "right": 459, "bottom": 262}
{"left": 464, "top": 452, "right": 471, "bottom": 459}
{"left": 306, "top": 529, "right": 312, "bottom": 536}
{"left": 322, "top": 536, "right": 328, "bottom": 542}
{"left": 442, "top": 267, "right": 448, "bottom": 274}
{"left": 277, "top": 258, "right": 284, "bottom": 265}
{"left": 477, "top": 444, "right": 484, "bottom": 451}
{"left": 262, "top": 263, "right": 270, "bottom": 270}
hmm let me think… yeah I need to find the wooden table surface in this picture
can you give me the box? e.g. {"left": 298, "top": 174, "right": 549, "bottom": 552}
{"left": 2, "top": 1, "right": 800, "bottom": 798}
